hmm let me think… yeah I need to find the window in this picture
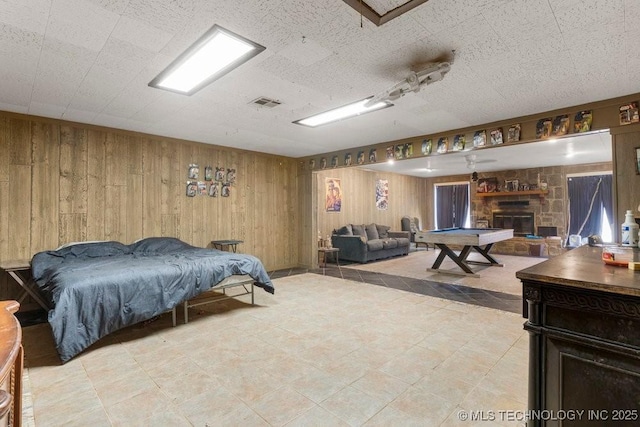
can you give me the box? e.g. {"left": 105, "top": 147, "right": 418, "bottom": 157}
{"left": 434, "top": 182, "right": 470, "bottom": 229}
{"left": 566, "top": 172, "right": 613, "bottom": 243}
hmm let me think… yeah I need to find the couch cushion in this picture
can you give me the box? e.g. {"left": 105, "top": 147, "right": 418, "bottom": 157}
{"left": 382, "top": 239, "right": 398, "bottom": 249}
{"left": 336, "top": 224, "right": 353, "bottom": 236}
{"left": 365, "top": 223, "right": 379, "bottom": 241}
{"left": 367, "top": 239, "right": 384, "bottom": 251}
{"left": 351, "top": 224, "right": 366, "bottom": 238}
{"left": 395, "top": 237, "right": 410, "bottom": 247}
{"left": 376, "top": 224, "right": 390, "bottom": 239}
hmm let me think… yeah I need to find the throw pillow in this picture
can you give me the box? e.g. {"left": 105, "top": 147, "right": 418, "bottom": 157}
{"left": 365, "top": 223, "right": 379, "bottom": 240}
{"left": 351, "top": 224, "right": 366, "bottom": 238}
{"left": 336, "top": 224, "right": 353, "bottom": 236}
{"left": 376, "top": 224, "right": 391, "bottom": 239}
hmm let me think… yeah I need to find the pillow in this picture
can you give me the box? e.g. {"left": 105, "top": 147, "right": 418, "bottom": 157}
{"left": 56, "top": 241, "right": 132, "bottom": 258}
{"left": 335, "top": 225, "right": 353, "bottom": 236}
{"left": 132, "top": 237, "right": 193, "bottom": 254}
{"left": 365, "top": 223, "right": 379, "bottom": 240}
{"left": 351, "top": 224, "right": 366, "bottom": 237}
{"left": 376, "top": 224, "right": 391, "bottom": 239}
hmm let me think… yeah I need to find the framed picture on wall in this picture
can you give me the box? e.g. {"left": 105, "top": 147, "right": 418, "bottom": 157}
{"left": 636, "top": 147, "right": 640, "bottom": 175}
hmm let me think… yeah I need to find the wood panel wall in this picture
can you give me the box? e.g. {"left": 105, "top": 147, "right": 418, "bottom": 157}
{"left": 0, "top": 112, "right": 299, "bottom": 300}
{"left": 612, "top": 123, "right": 640, "bottom": 240}
{"left": 314, "top": 168, "right": 429, "bottom": 243}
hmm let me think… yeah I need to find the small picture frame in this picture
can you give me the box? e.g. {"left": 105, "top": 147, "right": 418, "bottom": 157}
{"left": 188, "top": 164, "right": 199, "bottom": 179}
{"left": 636, "top": 147, "right": 640, "bottom": 175}
{"left": 204, "top": 166, "right": 213, "bottom": 181}
{"left": 477, "top": 177, "right": 498, "bottom": 193}
{"left": 215, "top": 167, "right": 225, "bottom": 181}
{"left": 476, "top": 219, "right": 489, "bottom": 229}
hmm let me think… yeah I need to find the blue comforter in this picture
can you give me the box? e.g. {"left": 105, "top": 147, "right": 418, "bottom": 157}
{"left": 31, "top": 237, "right": 274, "bottom": 363}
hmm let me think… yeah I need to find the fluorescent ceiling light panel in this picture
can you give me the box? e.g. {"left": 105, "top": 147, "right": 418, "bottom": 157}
{"left": 149, "top": 25, "right": 265, "bottom": 95}
{"left": 293, "top": 97, "right": 393, "bottom": 127}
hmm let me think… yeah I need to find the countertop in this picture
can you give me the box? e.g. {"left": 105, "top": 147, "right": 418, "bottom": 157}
{"left": 516, "top": 245, "right": 640, "bottom": 297}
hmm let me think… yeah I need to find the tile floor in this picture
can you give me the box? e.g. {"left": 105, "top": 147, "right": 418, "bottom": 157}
{"left": 21, "top": 248, "right": 541, "bottom": 426}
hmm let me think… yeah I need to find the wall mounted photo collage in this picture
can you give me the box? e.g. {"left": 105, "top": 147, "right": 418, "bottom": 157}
{"left": 186, "top": 163, "right": 236, "bottom": 198}
{"left": 306, "top": 108, "right": 598, "bottom": 172}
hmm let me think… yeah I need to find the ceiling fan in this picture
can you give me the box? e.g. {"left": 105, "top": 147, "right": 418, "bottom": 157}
{"left": 364, "top": 53, "right": 454, "bottom": 107}
{"left": 465, "top": 154, "right": 496, "bottom": 169}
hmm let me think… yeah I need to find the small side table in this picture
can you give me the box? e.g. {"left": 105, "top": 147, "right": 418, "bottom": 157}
{"left": 211, "top": 239, "right": 244, "bottom": 253}
{"left": 0, "top": 260, "right": 50, "bottom": 311}
{"left": 318, "top": 247, "right": 340, "bottom": 268}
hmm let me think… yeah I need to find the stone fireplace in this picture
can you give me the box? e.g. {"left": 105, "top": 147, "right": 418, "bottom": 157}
{"left": 493, "top": 211, "right": 535, "bottom": 236}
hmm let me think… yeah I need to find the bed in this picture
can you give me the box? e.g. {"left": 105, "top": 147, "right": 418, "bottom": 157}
{"left": 30, "top": 237, "right": 274, "bottom": 363}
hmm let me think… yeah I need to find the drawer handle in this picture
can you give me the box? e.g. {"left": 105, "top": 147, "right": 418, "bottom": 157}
{"left": 0, "top": 390, "right": 12, "bottom": 418}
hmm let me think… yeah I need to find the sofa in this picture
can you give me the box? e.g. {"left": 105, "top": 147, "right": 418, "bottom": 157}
{"left": 331, "top": 223, "right": 410, "bottom": 263}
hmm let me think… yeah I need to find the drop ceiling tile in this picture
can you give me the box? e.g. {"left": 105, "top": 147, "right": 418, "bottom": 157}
{"left": 85, "top": 0, "right": 130, "bottom": 14}
{"left": 0, "top": 70, "right": 33, "bottom": 108}
{"left": 550, "top": 0, "right": 624, "bottom": 30}
{"left": 47, "top": 0, "right": 119, "bottom": 51}
{"left": 111, "top": 15, "right": 174, "bottom": 52}
{"left": 62, "top": 108, "right": 98, "bottom": 123}
{"left": 26, "top": 102, "right": 65, "bottom": 118}
{"left": 484, "top": 0, "right": 559, "bottom": 39}
{"left": 123, "top": 0, "right": 197, "bottom": 33}
{"left": 94, "top": 37, "right": 156, "bottom": 77}
{"left": 0, "top": 22, "right": 44, "bottom": 63}
{"left": 276, "top": 38, "right": 334, "bottom": 67}
{"left": 0, "top": 0, "right": 50, "bottom": 33}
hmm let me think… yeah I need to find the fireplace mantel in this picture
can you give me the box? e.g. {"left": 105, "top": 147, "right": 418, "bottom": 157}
{"left": 476, "top": 190, "right": 548, "bottom": 203}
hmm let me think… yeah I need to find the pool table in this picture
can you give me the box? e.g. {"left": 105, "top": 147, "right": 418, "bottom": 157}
{"left": 417, "top": 227, "right": 514, "bottom": 277}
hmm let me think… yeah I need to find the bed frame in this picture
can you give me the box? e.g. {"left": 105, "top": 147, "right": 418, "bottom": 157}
{"left": 171, "top": 275, "right": 255, "bottom": 326}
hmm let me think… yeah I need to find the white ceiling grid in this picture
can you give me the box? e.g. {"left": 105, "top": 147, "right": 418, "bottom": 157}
{"left": 0, "top": 0, "right": 635, "bottom": 163}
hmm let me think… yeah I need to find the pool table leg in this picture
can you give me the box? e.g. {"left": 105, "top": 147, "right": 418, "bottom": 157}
{"left": 430, "top": 244, "right": 477, "bottom": 275}
{"left": 465, "top": 244, "right": 505, "bottom": 267}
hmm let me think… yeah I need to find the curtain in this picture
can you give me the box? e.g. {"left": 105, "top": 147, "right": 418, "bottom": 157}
{"left": 436, "top": 185, "right": 455, "bottom": 228}
{"left": 567, "top": 174, "right": 613, "bottom": 240}
{"left": 454, "top": 184, "right": 469, "bottom": 227}
{"left": 436, "top": 184, "right": 469, "bottom": 229}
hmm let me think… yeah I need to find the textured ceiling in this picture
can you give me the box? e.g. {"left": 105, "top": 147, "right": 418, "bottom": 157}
{"left": 0, "top": 0, "right": 637, "bottom": 160}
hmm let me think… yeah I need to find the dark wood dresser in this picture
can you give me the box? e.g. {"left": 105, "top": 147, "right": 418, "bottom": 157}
{"left": 0, "top": 301, "right": 22, "bottom": 427}
{"left": 517, "top": 246, "right": 640, "bottom": 427}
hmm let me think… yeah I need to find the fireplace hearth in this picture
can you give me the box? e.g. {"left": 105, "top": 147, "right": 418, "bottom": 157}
{"left": 493, "top": 211, "right": 535, "bottom": 236}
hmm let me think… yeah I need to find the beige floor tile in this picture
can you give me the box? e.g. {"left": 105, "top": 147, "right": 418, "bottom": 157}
{"left": 286, "top": 404, "right": 351, "bottom": 426}
{"left": 320, "top": 386, "right": 387, "bottom": 426}
{"left": 251, "top": 385, "right": 317, "bottom": 425}
{"left": 23, "top": 263, "right": 531, "bottom": 426}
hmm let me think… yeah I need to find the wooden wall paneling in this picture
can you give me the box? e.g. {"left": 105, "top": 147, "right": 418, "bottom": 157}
{"left": 254, "top": 155, "right": 273, "bottom": 267}
{"left": 228, "top": 150, "right": 245, "bottom": 249}
{"left": 178, "top": 142, "right": 196, "bottom": 242}
{"left": 59, "top": 125, "right": 88, "bottom": 216}
{"left": 298, "top": 168, "right": 314, "bottom": 268}
{"left": 58, "top": 213, "right": 87, "bottom": 244}
{"left": 126, "top": 173, "right": 143, "bottom": 243}
{"left": 142, "top": 138, "right": 162, "bottom": 238}
{"left": 191, "top": 144, "right": 209, "bottom": 248}
{"left": 104, "top": 184, "right": 127, "bottom": 242}
{"left": 238, "top": 152, "right": 255, "bottom": 254}
{"left": 0, "top": 117, "right": 8, "bottom": 182}
{"left": 86, "top": 130, "right": 107, "bottom": 240}
{"left": 7, "top": 118, "right": 31, "bottom": 260}
{"left": 159, "top": 140, "right": 181, "bottom": 238}
{"left": 9, "top": 118, "right": 30, "bottom": 166}
{"left": 612, "top": 128, "right": 640, "bottom": 239}
{"left": 31, "top": 121, "right": 60, "bottom": 253}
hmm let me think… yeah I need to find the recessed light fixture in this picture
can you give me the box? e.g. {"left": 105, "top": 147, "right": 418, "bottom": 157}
{"left": 293, "top": 97, "right": 393, "bottom": 127}
{"left": 149, "top": 25, "right": 265, "bottom": 95}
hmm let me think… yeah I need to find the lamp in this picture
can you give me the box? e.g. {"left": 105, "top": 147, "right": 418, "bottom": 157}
{"left": 293, "top": 97, "right": 393, "bottom": 127}
{"left": 149, "top": 25, "right": 265, "bottom": 95}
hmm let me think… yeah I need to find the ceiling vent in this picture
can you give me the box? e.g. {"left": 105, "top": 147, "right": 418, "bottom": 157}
{"left": 250, "top": 97, "right": 281, "bottom": 108}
